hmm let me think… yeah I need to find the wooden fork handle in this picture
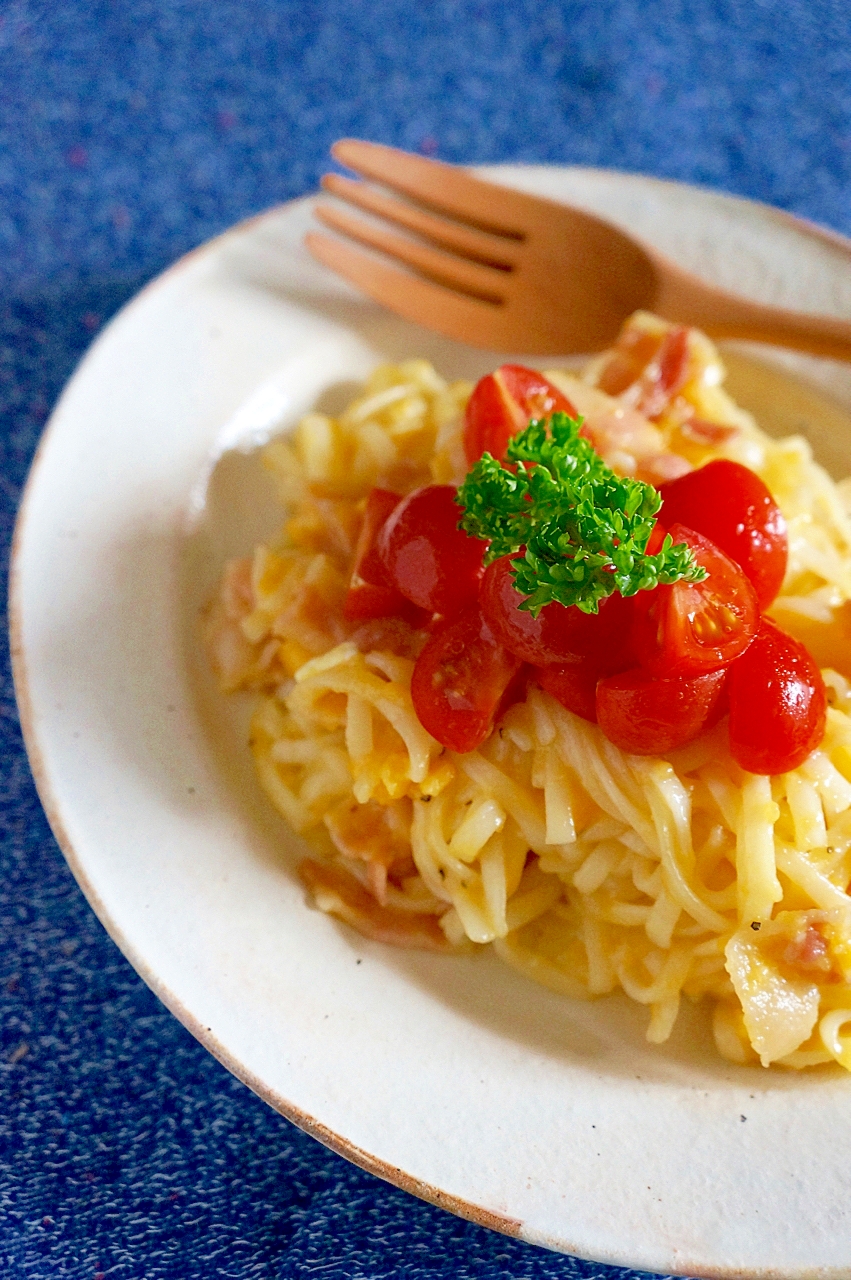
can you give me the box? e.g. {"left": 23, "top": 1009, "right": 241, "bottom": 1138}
{"left": 654, "top": 260, "right": 851, "bottom": 363}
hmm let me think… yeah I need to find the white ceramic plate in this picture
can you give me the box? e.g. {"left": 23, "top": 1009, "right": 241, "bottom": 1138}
{"left": 12, "top": 168, "right": 851, "bottom": 1279}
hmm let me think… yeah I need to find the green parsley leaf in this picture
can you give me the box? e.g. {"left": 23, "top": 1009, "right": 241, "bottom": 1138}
{"left": 457, "top": 412, "right": 706, "bottom": 615}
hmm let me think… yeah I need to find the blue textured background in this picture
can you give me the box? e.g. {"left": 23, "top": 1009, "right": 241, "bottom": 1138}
{"left": 2, "top": 1, "right": 850, "bottom": 1276}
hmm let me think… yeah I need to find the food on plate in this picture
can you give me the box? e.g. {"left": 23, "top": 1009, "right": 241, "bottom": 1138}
{"left": 206, "top": 311, "right": 851, "bottom": 1070}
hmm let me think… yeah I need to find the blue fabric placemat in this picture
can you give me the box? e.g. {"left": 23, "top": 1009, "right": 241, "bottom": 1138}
{"left": 2, "top": 1, "right": 850, "bottom": 1275}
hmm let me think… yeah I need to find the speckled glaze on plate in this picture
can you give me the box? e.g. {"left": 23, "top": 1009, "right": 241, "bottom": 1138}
{"left": 10, "top": 168, "right": 851, "bottom": 1278}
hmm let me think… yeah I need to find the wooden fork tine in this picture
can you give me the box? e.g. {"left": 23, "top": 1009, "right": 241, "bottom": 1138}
{"left": 313, "top": 204, "right": 508, "bottom": 304}
{"left": 321, "top": 173, "right": 519, "bottom": 269}
{"left": 305, "top": 231, "right": 504, "bottom": 347}
{"left": 331, "top": 139, "right": 530, "bottom": 240}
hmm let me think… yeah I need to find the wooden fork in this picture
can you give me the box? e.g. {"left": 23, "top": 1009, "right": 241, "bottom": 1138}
{"left": 306, "top": 139, "right": 851, "bottom": 360}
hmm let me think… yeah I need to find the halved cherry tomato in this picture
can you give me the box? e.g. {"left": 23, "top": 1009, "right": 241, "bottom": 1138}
{"left": 377, "top": 484, "right": 484, "bottom": 618}
{"left": 410, "top": 607, "right": 522, "bottom": 753}
{"left": 728, "top": 618, "right": 826, "bottom": 774}
{"left": 480, "top": 553, "right": 638, "bottom": 669}
{"left": 344, "top": 488, "right": 406, "bottom": 621}
{"left": 644, "top": 518, "right": 667, "bottom": 556}
{"left": 495, "top": 662, "right": 532, "bottom": 722}
{"left": 535, "top": 663, "right": 600, "bottom": 723}
{"left": 463, "top": 365, "right": 577, "bottom": 465}
{"left": 632, "top": 523, "right": 759, "bottom": 677}
{"left": 595, "top": 666, "right": 728, "bottom": 755}
{"left": 659, "top": 459, "right": 788, "bottom": 609}
{"left": 479, "top": 554, "right": 572, "bottom": 665}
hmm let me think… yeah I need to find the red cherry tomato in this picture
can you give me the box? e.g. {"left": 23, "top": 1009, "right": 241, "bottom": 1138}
{"left": 463, "top": 365, "right": 578, "bottom": 465}
{"left": 377, "top": 485, "right": 485, "bottom": 618}
{"left": 728, "top": 618, "right": 826, "bottom": 774}
{"left": 531, "top": 590, "right": 639, "bottom": 724}
{"left": 595, "top": 666, "right": 729, "bottom": 755}
{"left": 535, "top": 663, "right": 600, "bottom": 723}
{"left": 632, "top": 523, "right": 759, "bottom": 677}
{"left": 495, "top": 663, "right": 533, "bottom": 723}
{"left": 644, "top": 519, "right": 666, "bottom": 556}
{"left": 481, "top": 553, "right": 637, "bottom": 669}
{"left": 344, "top": 488, "right": 407, "bottom": 620}
{"left": 659, "top": 459, "right": 788, "bottom": 609}
{"left": 480, "top": 554, "right": 590, "bottom": 665}
{"left": 410, "top": 607, "right": 522, "bottom": 753}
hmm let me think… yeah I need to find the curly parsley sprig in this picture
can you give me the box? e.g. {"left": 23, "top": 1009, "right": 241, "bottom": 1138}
{"left": 457, "top": 413, "right": 706, "bottom": 615}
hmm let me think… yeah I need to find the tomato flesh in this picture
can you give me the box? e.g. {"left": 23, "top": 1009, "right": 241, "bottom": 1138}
{"left": 480, "top": 552, "right": 637, "bottom": 670}
{"left": 535, "top": 663, "right": 600, "bottom": 723}
{"left": 344, "top": 488, "right": 407, "bottom": 620}
{"left": 632, "top": 523, "right": 759, "bottom": 676}
{"left": 596, "top": 666, "right": 728, "bottom": 755}
{"left": 644, "top": 519, "right": 667, "bottom": 556}
{"left": 530, "top": 591, "right": 638, "bottom": 724}
{"left": 659, "top": 459, "right": 788, "bottom": 609}
{"left": 495, "top": 663, "right": 533, "bottom": 723}
{"left": 463, "top": 364, "right": 577, "bottom": 465}
{"left": 728, "top": 618, "right": 826, "bottom": 774}
{"left": 411, "top": 607, "right": 522, "bottom": 753}
{"left": 377, "top": 484, "right": 485, "bottom": 618}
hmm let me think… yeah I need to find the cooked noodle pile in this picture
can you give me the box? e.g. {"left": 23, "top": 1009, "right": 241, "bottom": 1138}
{"left": 206, "top": 315, "right": 851, "bottom": 1070}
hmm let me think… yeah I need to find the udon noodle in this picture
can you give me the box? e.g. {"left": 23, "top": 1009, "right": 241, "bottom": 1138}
{"left": 206, "top": 313, "right": 851, "bottom": 1070}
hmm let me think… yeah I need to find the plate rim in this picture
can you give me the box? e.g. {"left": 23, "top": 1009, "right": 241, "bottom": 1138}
{"left": 10, "top": 163, "right": 851, "bottom": 1278}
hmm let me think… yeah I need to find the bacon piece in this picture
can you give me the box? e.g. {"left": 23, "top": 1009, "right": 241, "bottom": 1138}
{"left": 676, "top": 418, "right": 740, "bottom": 448}
{"left": 781, "top": 923, "right": 834, "bottom": 977}
{"left": 324, "top": 798, "right": 415, "bottom": 905}
{"left": 596, "top": 326, "right": 662, "bottom": 396}
{"left": 579, "top": 404, "right": 693, "bottom": 486}
{"left": 548, "top": 368, "right": 695, "bottom": 485}
{"left": 634, "top": 452, "right": 693, "bottom": 486}
{"left": 299, "top": 858, "right": 451, "bottom": 951}
{"left": 205, "top": 557, "right": 281, "bottom": 692}
{"left": 628, "top": 326, "right": 691, "bottom": 420}
{"left": 348, "top": 614, "right": 429, "bottom": 660}
{"left": 725, "top": 923, "right": 820, "bottom": 1066}
{"left": 594, "top": 320, "right": 692, "bottom": 421}
{"left": 760, "top": 913, "right": 840, "bottom": 981}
